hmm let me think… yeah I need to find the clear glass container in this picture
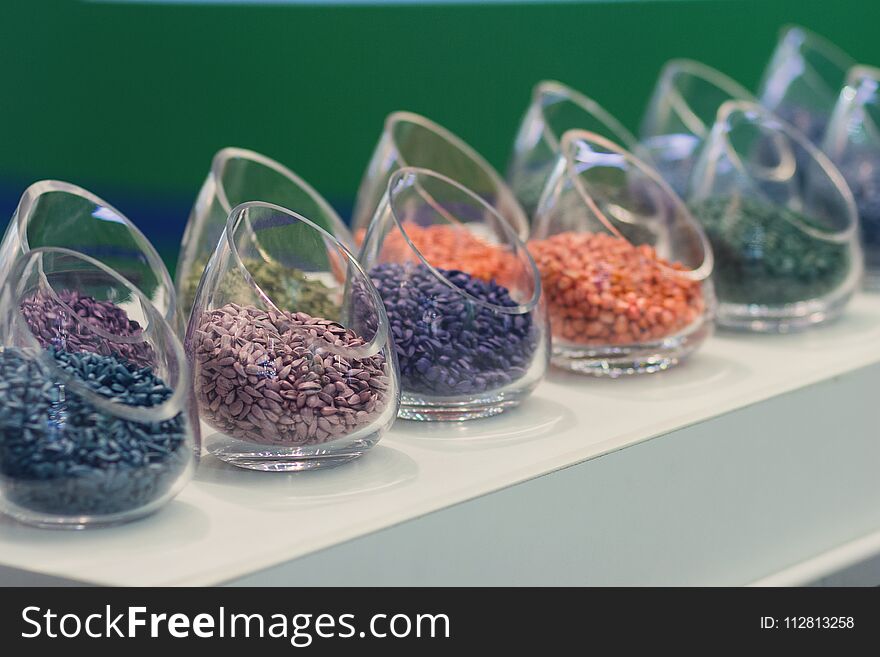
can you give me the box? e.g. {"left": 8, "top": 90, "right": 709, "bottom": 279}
{"left": 0, "top": 180, "right": 178, "bottom": 332}
{"left": 688, "top": 100, "right": 862, "bottom": 331}
{"left": 0, "top": 247, "right": 197, "bottom": 528}
{"left": 176, "top": 147, "right": 353, "bottom": 321}
{"left": 187, "top": 201, "right": 399, "bottom": 470}
{"left": 639, "top": 59, "right": 754, "bottom": 197}
{"left": 358, "top": 166, "right": 549, "bottom": 421}
{"left": 507, "top": 80, "right": 639, "bottom": 220}
{"left": 530, "top": 130, "right": 714, "bottom": 376}
{"left": 758, "top": 25, "right": 854, "bottom": 144}
{"left": 823, "top": 65, "right": 880, "bottom": 289}
{"left": 351, "top": 111, "right": 529, "bottom": 242}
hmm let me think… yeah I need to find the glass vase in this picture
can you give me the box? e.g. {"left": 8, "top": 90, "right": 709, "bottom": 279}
{"left": 175, "top": 147, "right": 353, "bottom": 321}
{"left": 0, "top": 247, "right": 197, "bottom": 528}
{"left": 639, "top": 59, "right": 754, "bottom": 198}
{"left": 507, "top": 80, "right": 639, "bottom": 220}
{"left": 186, "top": 201, "right": 399, "bottom": 470}
{"left": 758, "top": 25, "right": 854, "bottom": 145}
{"left": 823, "top": 65, "right": 880, "bottom": 289}
{"left": 688, "top": 100, "right": 862, "bottom": 331}
{"left": 0, "top": 180, "right": 178, "bottom": 332}
{"left": 358, "top": 166, "right": 549, "bottom": 421}
{"left": 530, "top": 130, "right": 714, "bottom": 376}
{"left": 351, "top": 111, "right": 529, "bottom": 243}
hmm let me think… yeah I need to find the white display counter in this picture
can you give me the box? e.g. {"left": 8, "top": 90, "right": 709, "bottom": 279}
{"left": 1, "top": 293, "right": 879, "bottom": 586}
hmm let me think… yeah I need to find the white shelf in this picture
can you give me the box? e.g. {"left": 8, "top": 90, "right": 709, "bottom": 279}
{"left": 2, "top": 294, "right": 880, "bottom": 586}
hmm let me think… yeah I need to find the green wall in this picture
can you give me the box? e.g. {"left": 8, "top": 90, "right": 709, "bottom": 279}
{"left": 1, "top": 0, "right": 878, "bottom": 263}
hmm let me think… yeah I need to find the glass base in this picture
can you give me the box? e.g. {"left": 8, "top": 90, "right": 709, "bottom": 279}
{"left": 0, "top": 459, "right": 194, "bottom": 529}
{"left": 716, "top": 293, "right": 853, "bottom": 333}
{"left": 398, "top": 390, "right": 530, "bottom": 422}
{"left": 205, "top": 430, "right": 381, "bottom": 471}
{"left": 551, "top": 321, "right": 712, "bottom": 377}
{"left": 0, "top": 500, "right": 163, "bottom": 530}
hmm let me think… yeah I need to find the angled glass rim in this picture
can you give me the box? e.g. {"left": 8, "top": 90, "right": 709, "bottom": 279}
{"left": 823, "top": 64, "right": 880, "bottom": 155}
{"left": 223, "top": 200, "right": 390, "bottom": 360}
{"left": 558, "top": 128, "right": 714, "bottom": 282}
{"left": 759, "top": 25, "right": 856, "bottom": 110}
{"left": 707, "top": 99, "right": 858, "bottom": 243}
{"left": 209, "top": 146, "right": 351, "bottom": 244}
{"left": 382, "top": 111, "right": 529, "bottom": 238}
{"left": 11, "top": 179, "right": 177, "bottom": 324}
{"left": 777, "top": 24, "right": 856, "bottom": 82}
{"left": 845, "top": 63, "right": 880, "bottom": 88}
{"left": 646, "top": 58, "right": 755, "bottom": 139}
{"left": 379, "top": 166, "right": 542, "bottom": 315}
{"left": 530, "top": 79, "right": 639, "bottom": 153}
{"left": 3, "top": 246, "right": 191, "bottom": 424}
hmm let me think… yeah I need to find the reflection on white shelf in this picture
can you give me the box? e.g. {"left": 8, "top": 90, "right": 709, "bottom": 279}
{"left": 1, "top": 293, "right": 879, "bottom": 585}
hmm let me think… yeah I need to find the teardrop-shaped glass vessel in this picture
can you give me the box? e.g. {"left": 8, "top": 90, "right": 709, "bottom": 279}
{"left": 0, "top": 180, "right": 178, "bottom": 332}
{"left": 758, "top": 25, "right": 855, "bottom": 144}
{"left": 824, "top": 65, "right": 880, "bottom": 288}
{"left": 176, "top": 147, "right": 353, "bottom": 321}
{"left": 359, "top": 166, "right": 549, "bottom": 421}
{"left": 352, "top": 111, "right": 529, "bottom": 242}
{"left": 640, "top": 59, "right": 754, "bottom": 197}
{"left": 530, "top": 130, "right": 714, "bottom": 376}
{"left": 186, "top": 201, "right": 399, "bottom": 470}
{"left": 688, "top": 100, "right": 862, "bottom": 331}
{"left": 0, "top": 247, "right": 197, "bottom": 528}
{"left": 507, "top": 80, "right": 639, "bottom": 220}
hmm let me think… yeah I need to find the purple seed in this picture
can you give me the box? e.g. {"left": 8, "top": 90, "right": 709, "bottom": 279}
{"left": 192, "top": 303, "right": 390, "bottom": 447}
{"left": 368, "top": 262, "right": 535, "bottom": 396}
{"left": 20, "top": 289, "right": 156, "bottom": 369}
{"left": 263, "top": 389, "right": 283, "bottom": 403}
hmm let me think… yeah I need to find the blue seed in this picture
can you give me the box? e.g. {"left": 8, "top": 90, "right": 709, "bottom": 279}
{"left": 370, "top": 263, "right": 535, "bottom": 396}
{"left": 0, "top": 347, "right": 188, "bottom": 517}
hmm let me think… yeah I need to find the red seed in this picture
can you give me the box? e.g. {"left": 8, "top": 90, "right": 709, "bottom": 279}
{"left": 528, "top": 231, "right": 704, "bottom": 346}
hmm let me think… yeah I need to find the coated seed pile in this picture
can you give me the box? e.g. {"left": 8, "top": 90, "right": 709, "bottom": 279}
{"left": 529, "top": 232, "right": 704, "bottom": 345}
{"left": 183, "top": 256, "right": 340, "bottom": 321}
{"left": 193, "top": 304, "right": 389, "bottom": 445}
{"left": 20, "top": 289, "right": 155, "bottom": 369}
{"left": 689, "top": 196, "right": 851, "bottom": 305}
{"left": 0, "top": 347, "right": 189, "bottom": 516}
{"left": 370, "top": 262, "right": 535, "bottom": 396}
{"left": 358, "top": 223, "right": 521, "bottom": 286}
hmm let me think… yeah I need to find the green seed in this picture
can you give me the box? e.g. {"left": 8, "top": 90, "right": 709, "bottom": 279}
{"left": 689, "top": 196, "right": 852, "bottom": 305}
{"left": 183, "top": 255, "right": 341, "bottom": 320}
